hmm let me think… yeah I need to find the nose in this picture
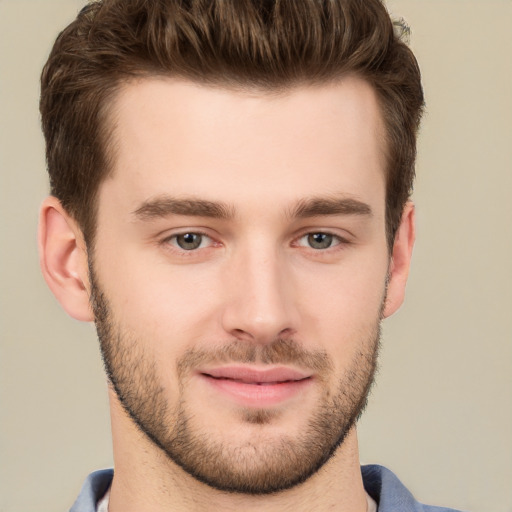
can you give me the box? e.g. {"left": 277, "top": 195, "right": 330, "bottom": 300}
{"left": 220, "top": 245, "right": 299, "bottom": 344}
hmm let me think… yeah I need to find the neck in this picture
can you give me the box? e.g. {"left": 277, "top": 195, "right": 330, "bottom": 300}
{"left": 108, "top": 391, "right": 368, "bottom": 512}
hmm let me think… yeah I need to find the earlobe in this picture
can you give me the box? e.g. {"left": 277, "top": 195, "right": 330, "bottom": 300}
{"left": 382, "top": 201, "right": 416, "bottom": 319}
{"left": 38, "top": 196, "right": 94, "bottom": 322}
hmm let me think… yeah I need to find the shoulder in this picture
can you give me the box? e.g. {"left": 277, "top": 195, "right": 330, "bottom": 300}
{"left": 362, "top": 465, "right": 466, "bottom": 512}
{"left": 69, "top": 469, "right": 113, "bottom": 512}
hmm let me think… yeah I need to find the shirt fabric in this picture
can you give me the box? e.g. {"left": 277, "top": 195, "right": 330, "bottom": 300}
{"left": 69, "top": 464, "right": 465, "bottom": 512}
{"left": 367, "top": 492, "right": 378, "bottom": 512}
{"left": 94, "top": 483, "right": 377, "bottom": 512}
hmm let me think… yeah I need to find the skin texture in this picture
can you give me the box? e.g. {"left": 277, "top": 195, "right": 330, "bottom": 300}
{"left": 39, "top": 76, "right": 415, "bottom": 511}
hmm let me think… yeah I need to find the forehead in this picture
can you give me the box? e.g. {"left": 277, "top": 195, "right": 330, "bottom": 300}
{"left": 102, "top": 76, "right": 386, "bottom": 214}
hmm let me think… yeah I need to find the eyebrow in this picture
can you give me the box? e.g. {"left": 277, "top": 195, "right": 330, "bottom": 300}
{"left": 132, "top": 194, "right": 372, "bottom": 222}
{"left": 288, "top": 196, "right": 373, "bottom": 219}
{"left": 132, "top": 196, "right": 234, "bottom": 220}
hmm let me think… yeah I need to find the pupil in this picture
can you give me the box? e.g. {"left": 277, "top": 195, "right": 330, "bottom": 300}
{"left": 177, "top": 233, "right": 201, "bottom": 250}
{"left": 308, "top": 233, "right": 332, "bottom": 249}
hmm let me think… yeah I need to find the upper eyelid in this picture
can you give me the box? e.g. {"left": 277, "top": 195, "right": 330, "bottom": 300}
{"left": 294, "top": 228, "right": 352, "bottom": 242}
{"left": 160, "top": 228, "right": 214, "bottom": 241}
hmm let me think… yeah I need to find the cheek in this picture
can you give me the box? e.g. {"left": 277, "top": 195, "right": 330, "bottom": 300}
{"left": 297, "top": 252, "right": 388, "bottom": 323}
{"left": 294, "top": 253, "right": 387, "bottom": 367}
{"left": 95, "top": 254, "right": 225, "bottom": 396}
{"left": 96, "top": 247, "right": 223, "bottom": 343}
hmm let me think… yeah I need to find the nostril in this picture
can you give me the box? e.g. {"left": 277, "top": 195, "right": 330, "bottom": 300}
{"left": 277, "top": 327, "right": 296, "bottom": 338}
{"left": 230, "top": 328, "right": 254, "bottom": 341}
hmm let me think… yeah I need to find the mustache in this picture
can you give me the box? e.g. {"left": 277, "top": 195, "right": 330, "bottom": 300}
{"left": 177, "top": 338, "right": 334, "bottom": 378}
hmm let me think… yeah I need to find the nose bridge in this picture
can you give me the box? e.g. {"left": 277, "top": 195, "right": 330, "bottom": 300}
{"left": 221, "top": 238, "right": 298, "bottom": 343}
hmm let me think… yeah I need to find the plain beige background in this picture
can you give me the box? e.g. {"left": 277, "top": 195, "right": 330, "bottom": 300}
{"left": 1, "top": 1, "right": 511, "bottom": 511}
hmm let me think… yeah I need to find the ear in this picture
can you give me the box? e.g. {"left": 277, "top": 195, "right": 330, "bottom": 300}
{"left": 38, "top": 196, "right": 94, "bottom": 322}
{"left": 382, "top": 201, "right": 416, "bottom": 318}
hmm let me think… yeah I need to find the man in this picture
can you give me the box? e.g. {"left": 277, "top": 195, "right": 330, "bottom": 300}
{"left": 37, "top": 0, "right": 461, "bottom": 511}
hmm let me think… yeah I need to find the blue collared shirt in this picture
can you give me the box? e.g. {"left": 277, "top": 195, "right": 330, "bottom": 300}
{"left": 69, "top": 464, "right": 465, "bottom": 511}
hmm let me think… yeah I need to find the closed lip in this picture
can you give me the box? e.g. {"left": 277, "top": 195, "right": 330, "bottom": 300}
{"left": 198, "top": 366, "right": 312, "bottom": 384}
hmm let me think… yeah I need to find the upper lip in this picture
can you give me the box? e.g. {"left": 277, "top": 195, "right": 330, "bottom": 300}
{"left": 200, "top": 366, "right": 312, "bottom": 384}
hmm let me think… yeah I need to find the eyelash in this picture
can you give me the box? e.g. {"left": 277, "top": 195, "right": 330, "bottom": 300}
{"left": 294, "top": 232, "right": 348, "bottom": 251}
{"left": 161, "top": 231, "right": 215, "bottom": 252}
{"left": 160, "top": 229, "right": 350, "bottom": 255}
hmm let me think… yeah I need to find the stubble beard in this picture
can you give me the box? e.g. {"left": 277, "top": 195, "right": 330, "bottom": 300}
{"left": 90, "top": 267, "right": 381, "bottom": 495}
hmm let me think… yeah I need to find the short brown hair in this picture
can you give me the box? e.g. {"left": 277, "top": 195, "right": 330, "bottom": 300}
{"left": 40, "top": 0, "right": 424, "bottom": 248}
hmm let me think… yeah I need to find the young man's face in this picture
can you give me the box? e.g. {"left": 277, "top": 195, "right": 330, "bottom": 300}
{"left": 87, "top": 77, "right": 411, "bottom": 493}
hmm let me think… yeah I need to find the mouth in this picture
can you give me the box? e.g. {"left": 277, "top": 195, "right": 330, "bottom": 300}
{"left": 198, "top": 366, "right": 313, "bottom": 406}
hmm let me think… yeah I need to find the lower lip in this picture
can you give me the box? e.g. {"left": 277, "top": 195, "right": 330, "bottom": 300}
{"left": 200, "top": 374, "right": 312, "bottom": 407}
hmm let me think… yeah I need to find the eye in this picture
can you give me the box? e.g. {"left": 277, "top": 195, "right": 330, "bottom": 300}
{"left": 298, "top": 232, "right": 341, "bottom": 250}
{"left": 168, "top": 232, "right": 211, "bottom": 251}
